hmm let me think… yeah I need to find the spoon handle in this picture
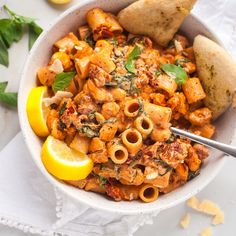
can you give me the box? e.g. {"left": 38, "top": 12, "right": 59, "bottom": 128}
{"left": 170, "top": 127, "right": 236, "bottom": 158}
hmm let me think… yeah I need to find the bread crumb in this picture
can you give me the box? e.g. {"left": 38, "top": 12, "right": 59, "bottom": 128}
{"left": 187, "top": 196, "right": 224, "bottom": 225}
{"left": 180, "top": 213, "right": 190, "bottom": 229}
{"left": 199, "top": 226, "right": 213, "bottom": 236}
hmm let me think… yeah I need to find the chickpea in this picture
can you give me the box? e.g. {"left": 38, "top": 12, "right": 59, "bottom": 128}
{"left": 188, "top": 107, "right": 212, "bottom": 126}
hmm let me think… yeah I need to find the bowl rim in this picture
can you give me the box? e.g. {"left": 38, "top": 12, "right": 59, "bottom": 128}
{"left": 18, "top": 0, "right": 226, "bottom": 214}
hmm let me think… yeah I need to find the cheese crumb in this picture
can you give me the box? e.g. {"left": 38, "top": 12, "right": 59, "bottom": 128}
{"left": 187, "top": 196, "right": 200, "bottom": 210}
{"left": 49, "top": 59, "right": 64, "bottom": 74}
{"left": 199, "top": 227, "right": 213, "bottom": 236}
{"left": 174, "top": 40, "right": 183, "bottom": 53}
{"left": 180, "top": 213, "right": 190, "bottom": 229}
{"left": 212, "top": 211, "right": 224, "bottom": 225}
{"left": 187, "top": 196, "right": 224, "bottom": 225}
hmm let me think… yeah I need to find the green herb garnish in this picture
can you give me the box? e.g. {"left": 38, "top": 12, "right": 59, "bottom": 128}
{"left": 137, "top": 98, "right": 144, "bottom": 115}
{"left": 98, "top": 175, "right": 108, "bottom": 188}
{"left": 58, "top": 102, "right": 67, "bottom": 116}
{"left": 78, "top": 125, "right": 99, "bottom": 138}
{"left": 175, "top": 58, "right": 190, "bottom": 67}
{"left": 99, "top": 118, "right": 117, "bottom": 125}
{"left": 188, "top": 169, "right": 200, "bottom": 181}
{"left": 0, "top": 81, "right": 17, "bottom": 107}
{"left": 161, "top": 64, "right": 188, "bottom": 84}
{"left": 166, "top": 134, "right": 175, "bottom": 144}
{"left": 125, "top": 45, "right": 142, "bottom": 74}
{"left": 158, "top": 166, "right": 173, "bottom": 176}
{"left": 59, "top": 120, "right": 66, "bottom": 130}
{"left": 0, "top": 6, "right": 43, "bottom": 66}
{"left": 129, "top": 77, "right": 140, "bottom": 95}
{"left": 85, "top": 31, "right": 95, "bottom": 47}
{"left": 155, "top": 69, "right": 162, "bottom": 76}
{"left": 52, "top": 71, "right": 76, "bottom": 92}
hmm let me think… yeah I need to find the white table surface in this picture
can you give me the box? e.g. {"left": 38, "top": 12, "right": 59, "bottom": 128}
{"left": 0, "top": 0, "right": 236, "bottom": 235}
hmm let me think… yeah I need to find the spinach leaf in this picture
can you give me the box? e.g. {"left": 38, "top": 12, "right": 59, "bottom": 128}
{"left": 58, "top": 102, "right": 67, "bottom": 116}
{"left": 52, "top": 71, "right": 76, "bottom": 92}
{"left": 99, "top": 117, "right": 117, "bottom": 125}
{"left": 0, "top": 81, "right": 8, "bottom": 93}
{"left": 161, "top": 64, "right": 188, "bottom": 84}
{"left": 78, "top": 126, "right": 99, "bottom": 138}
{"left": 0, "top": 92, "right": 17, "bottom": 107}
{"left": 125, "top": 45, "right": 142, "bottom": 74}
{"left": 0, "top": 35, "right": 9, "bottom": 67}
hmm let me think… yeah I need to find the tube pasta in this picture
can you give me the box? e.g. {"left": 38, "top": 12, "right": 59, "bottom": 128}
{"left": 108, "top": 143, "right": 128, "bottom": 164}
{"left": 75, "top": 57, "right": 91, "bottom": 80}
{"left": 124, "top": 99, "right": 142, "bottom": 118}
{"left": 139, "top": 184, "right": 159, "bottom": 203}
{"left": 54, "top": 32, "right": 79, "bottom": 53}
{"left": 144, "top": 102, "right": 172, "bottom": 128}
{"left": 182, "top": 77, "right": 206, "bottom": 104}
{"left": 121, "top": 129, "right": 142, "bottom": 155}
{"left": 86, "top": 8, "right": 123, "bottom": 40}
{"left": 134, "top": 116, "right": 153, "bottom": 139}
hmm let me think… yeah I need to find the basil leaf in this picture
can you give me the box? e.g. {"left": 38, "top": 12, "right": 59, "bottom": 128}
{"left": 125, "top": 45, "right": 141, "bottom": 73}
{"left": 4, "top": 5, "right": 35, "bottom": 25}
{"left": 52, "top": 71, "right": 76, "bottom": 92}
{"left": 3, "top": 5, "right": 43, "bottom": 50}
{"left": 0, "top": 92, "right": 17, "bottom": 107}
{"left": 0, "top": 81, "right": 8, "bottom": 92}
{"left": 161, "top": 64, "right": 188, "bottom": 84}
{"left": 28, "top": 22, "right": 43, "bottom": 49}
{"left": 0, "top": 35, "right": 9, "bottom": 67}
{"left": 0, "top": 19, "right": 23, "bottom": 48}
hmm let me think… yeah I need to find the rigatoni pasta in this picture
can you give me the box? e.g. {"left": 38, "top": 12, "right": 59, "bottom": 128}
{"left": 32, "top": 7, "right": 214, "bottom": 203}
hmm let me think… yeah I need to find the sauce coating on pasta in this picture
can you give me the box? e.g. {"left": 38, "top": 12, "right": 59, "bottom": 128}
{"left": 38, "top": 8, "right": 213, "bottom": 202}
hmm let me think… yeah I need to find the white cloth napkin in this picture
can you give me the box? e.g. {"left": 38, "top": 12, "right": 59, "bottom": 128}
{"left": 0, "top": 133, "right": 158, "bottom": 236}
{"left": 0, "top": 0, "right": 236, "bottom": 235}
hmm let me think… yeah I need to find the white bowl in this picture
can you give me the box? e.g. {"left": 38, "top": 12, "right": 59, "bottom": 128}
{"left": 18, "top": 0, "right": 235, "bottom": 214}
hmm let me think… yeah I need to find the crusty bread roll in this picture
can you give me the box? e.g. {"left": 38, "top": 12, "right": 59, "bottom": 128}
{"left": 118, "top": 0, "right": 197, "bottom": 46}
{"left": 193, "top": 35, "right": 236, "bottom": 119}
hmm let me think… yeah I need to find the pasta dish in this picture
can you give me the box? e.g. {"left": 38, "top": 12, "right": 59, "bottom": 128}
{"left": 27, "top": 8, "right": 215, "bottom": 203}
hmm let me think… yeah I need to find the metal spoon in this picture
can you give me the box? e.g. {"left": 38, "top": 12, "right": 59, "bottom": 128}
{"left": 170, "top": 127, "right": 236, "bottom": 158}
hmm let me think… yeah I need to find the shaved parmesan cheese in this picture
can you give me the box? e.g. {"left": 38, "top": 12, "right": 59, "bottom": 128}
{"left": 187, "top": 196, "right": 200, "bottom": 210}
{"left": 187, "top": 196, "right": 224, "bottom": 225}
{"left": 212, "top": 211, "right": 224, "bottom": 225}
{"left": 180, "top": 213, "right": 190, "bottom": 229}
{"left": 43, "top": 91, "right": 73, "bottom": 107}
{"left": 49, "top": 59, "right": 64, "bottom": 74}
{"left": 199, "top": 227, "right": 212, "bottom": 236}
{"left": 198, "top": 200, "right": 222, "bottom": 216}
{"left": 174, "top": 40, "right": 183, "bottom": 53}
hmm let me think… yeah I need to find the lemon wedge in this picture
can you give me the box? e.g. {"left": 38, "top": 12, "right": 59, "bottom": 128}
{"left": 48, "top": 0, "right": 71, "bottom": 4}
{"left": 26, "top": 86, "right": 50, "bottom": 137}
{"left": 41, "top": 136, "right": 94, "bottom": 180}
